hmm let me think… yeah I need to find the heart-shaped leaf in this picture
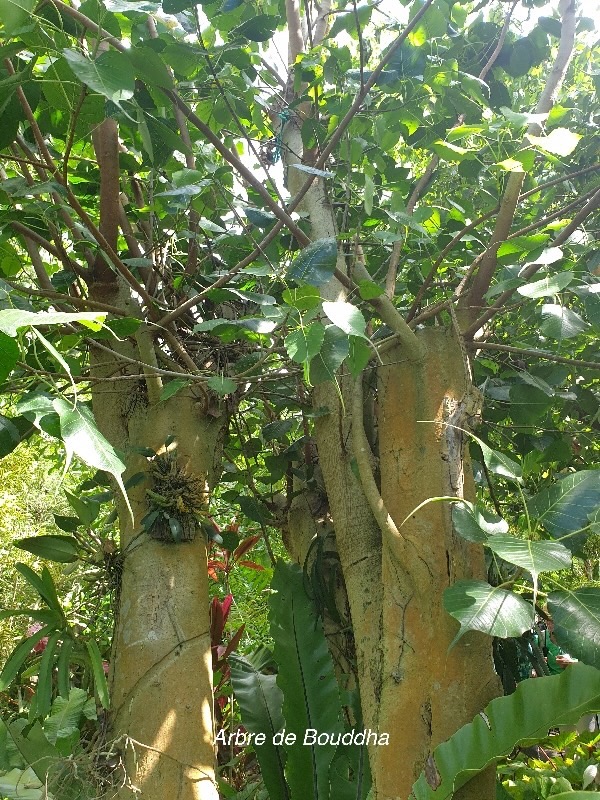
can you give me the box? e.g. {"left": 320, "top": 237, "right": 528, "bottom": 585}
{"left": 485, "top": 535, "right": 571, "bottom": 578}
{"left": 549, "top": 587, "right": 600, "bottom": 668}
{"left": 287, "top": 238, "right": 338, "bottom": 287}
{"left": 452, "top": 501, "right": 508, "bottom": 543}
{"left": 444, "top": 580, "right": 534, "bottom": 647}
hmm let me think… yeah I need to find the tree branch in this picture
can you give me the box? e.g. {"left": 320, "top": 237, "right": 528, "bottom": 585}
{"left": 464, "top": 187, "right": 600, "bottom": 338}
{"left": 468, "top": 341, "right": 600, "bottom": 371}
{"left": 463, "top": 0, "right": 577, "bottom": 318}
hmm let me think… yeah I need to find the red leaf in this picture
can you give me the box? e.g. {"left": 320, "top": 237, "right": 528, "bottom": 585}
{"left": 233, "top": 535, "right": 261, "bottom": 562}
{"left": 237, "top": 560, "right": 265, "bottom": 571}
{"left": 222, "top": 624, "right": 245, "bottom": 659}
{"left": 221, "top": 594, "right": 234, "bottom": 625}
{"left": 210, "top": 597, "right": 225, "bottom": 644}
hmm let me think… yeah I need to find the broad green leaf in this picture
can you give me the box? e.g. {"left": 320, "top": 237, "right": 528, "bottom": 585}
{"left": 44, "top": 688, "right": 90, "bottom": 744}
{"left": 2, "top": 719, "right": 59, "bottom": 784}
{"left": 309, "top": 325, "right": 349, "bottom": 385}
{"left": 233, "top": 14, "right": 279, "bottom": 41}
{"left": 270, "top": 562, "right": 344, "bottom": 800}
{"left": 159, "top": 378, "right": 190, "bottom": 402}
{"left": 527, "top": 470, "right": 600, "bottom": 552}
{"left": 0, "top": 413, "right": 21, "bottom": 457}
{"left": 229, "top": 654, "right": 289, "bottom": 800}
{"left": 517, "top": 271, "right": 573, "bottom": 298}
{"left": 287, "top": 238, "right": 338, "bottom": 287}
{"left": 471, "top": 435, "right": 523, "bottom": 483}
{"left": 500, "top": 107, "right": 549, "bottom": 126}
{"left": 348, "top": 336, "right": 371, "bottom": 379}
{"left": 526, "top": 128, "right": 582, "bottom": 156}
{"left": 0, "top": 331, "right": 19, "bottom": 382}
{"left": 244, "top": 207, "right": 277, "bottom": 227}
{"left": 261, "top": 419, "right": 294, "bottom": 442}
{"left": 14, "top": 535, "right": 79, "bottom": 564}
{"left": 540, "top": 304, "right": 589, "bottom": 338}
{"left": 411, "top": 663, "right": 600, "bottom": 800}
{"left": 86, "top": 638, "right": 109, "bottom": 709}
{"left": 452, "top": 501, "right": 508, "bottom": 543}
{"left": 485, "top": 535, "right": 571, "bottom": 577}
{"left": 0, "top": 0, "right": 36, "bottom": 35}
{"left": 444, "top": 580, "right": 534, "bottom": 646}
{"left": 0, "top": 309, "right": 107, "bottom": 336}
{"left": 52, "top": 399, "right": 131, "bottom": 520}
{"left": 126, "top": 45, "right": 173, "bottom": 90}
{"left": 549, "top": 588, "right": 600, "bottom": 668}
{"left": 357, "top": 280, "right": 384, "bottom": 300}
{"left": 431, "top": 140, "right": 475, "bottom": 162}
{"left": 285, "top": 323, "right": 325, "bottom": 364}
{"left": 207, "top": 376, "right": 237, "bottom": 395}
{"left": 322, "top": 301, "right": 368, "bottom": 339}
{"left": 282, "top": 286, "right": 321, "bottom": 311}
{"left": 63, "top": 49, "right": 135, "bottom": 105}
{"left": 64, "top": 489, "right": 100, "bottom": 526}
{"left": 0, "top": 625, "right": 56, "bottom": 692}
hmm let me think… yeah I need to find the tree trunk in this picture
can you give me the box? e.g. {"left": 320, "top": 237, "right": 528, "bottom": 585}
{"left": 371, "top": 328, "right": 500, "bottom": 800}
{"left": 89, "top": 291, "right": 224, "bottom": 800}
{"left": 304, "top": 329, "right": 500, "bottom": 800}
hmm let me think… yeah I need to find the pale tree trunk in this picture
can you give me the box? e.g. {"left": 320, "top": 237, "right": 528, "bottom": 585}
{"left": 372, "top": 329, "right": 500, "bottom": 800}
{"left": 89, "top": 288, "right": 224, "bottom": 800}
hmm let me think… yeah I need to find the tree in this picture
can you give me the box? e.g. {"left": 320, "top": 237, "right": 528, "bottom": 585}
{"left": 0, "top": 0, "right": 599, "bottom": 798}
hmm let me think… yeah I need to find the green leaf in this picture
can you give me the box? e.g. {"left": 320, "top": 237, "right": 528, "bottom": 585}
{"left": 357, "top": 280, "right": 384, "bottom": 300}
{"left": 52, "top": 398, "right": 131, "bottom": 520}
{"left": 309, "top": 325, "right": 350, "bottom": 385}
{"left": 126, "top": 46, "right": 173, "bottom": 90}
{"left": 244, "top": 207, "right": 277, "bottom": 227}
{"left": 322, "top": 301, "right": 368, "bottom": 339}
{"left": 53, "top": 514, "right": 80, "bottom": 533}
{"left": 36, "top": 631, "right": 62, "bottom": 719}
{"left": 471, "top": 435, "right": 523, "bottom": 483}
{"left": 527, "top": 470, "right": 600, "bottom": 553}
{"left": 159, "top": 378, "right": 190, "bottom": 402}
{"left": 549, "top": 588, "right": 600, "bottom": 668}
{"left": 443, "top": 580, "right": 534, "bottom": 646}
{"left": 348, "top": 336, "right": 371, "bottom": 379}
{"left": 14, "top": 535, "right": 79, "bottom": 564}
{"left": 56, "top": 637, "right": 74, "bottom": 699}
{"left": 270, "top": 562, "right": 344, "bottom": 800}
{"left": 0, "top": 625, "right": 56, "bottom": 692}
{"left": 0, "top": 413, "right": 21, "bottom": 457}
{"left": 233, "top": 14, "right": 279, "bottom": 42}
{"left": 2, "top": 719, "right": 59, "bottom": 783}
{"left": 287, "top": 238, "right": 338, "bottom": 287}
{"left": 540, "top": 304, "right": 589, "bottom": 338}
{"left": 0, "top": 309, "right": 107, "bottom": 337}
{"left": 14, "top": 564, "right": 62, "bottom": 613}
{"left": 484, "top": 535, "right": 571, "bottom": 578}
{"left": 0, "top": 330, "right": 19, "bottom": 383}
{"left": 526, "top": 128, "right": 582, "bottom": 156}
{"left": 411, "top": 663, "right": 600, "bottom": 800}
{"left": 63, "top": 49, "right": 135, "bottom": 105}
{"left": 282, "top": 286, "right": 321, "bottom": 311}
{"left": 85, "top": 639, "right": 109, "bottom": 709}
{"left": 284, "top": 323, "right": 325, "bottom": 364}
{"left": 229, "top": 654, "right": 289, "bottom": 800}
{"left": 517, "top": 271, "right": 573, "bottom": 298}
{"left": 44, "top": 687, "right": 90, "bottom": 744}
{"left": 452, "top": 501, "right": 508, "bottom": 543}
{"left": 64, "top": 489, "right": 100, "bottom": 526}
{"left": 207, "top": 376, "right": 237, "bottom": 395}
{"left": 0, "top": 0, "right": 36, "bottom": 35}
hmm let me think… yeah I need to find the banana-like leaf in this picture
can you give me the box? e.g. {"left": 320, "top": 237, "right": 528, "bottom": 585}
{"left": 270, "top": 561, "right": 344, "bottom": 800}
{"left": 229, "top": 653, "right": 289, "bottom": 800}
{"left": 549, "top": 587, "right": 600, "bottom": 668}
{"left": 411, "top": 663, "right": 600, "bottom": 800}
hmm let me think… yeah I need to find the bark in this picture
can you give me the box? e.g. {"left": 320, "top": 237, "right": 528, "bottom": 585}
{"left": 372, "top": 328, "right": 501, "bottom": 800}
{"left": 90, "top": 285, "right": 224, "bottom": 800}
